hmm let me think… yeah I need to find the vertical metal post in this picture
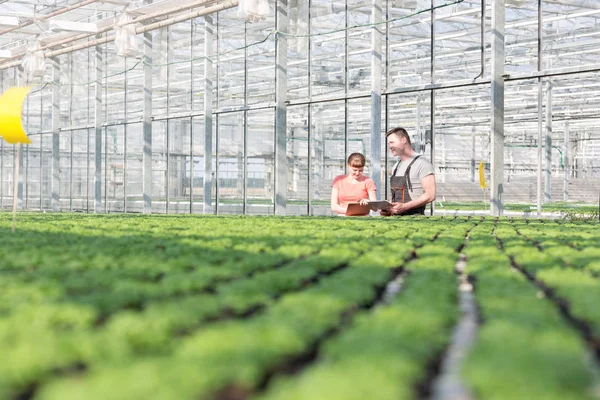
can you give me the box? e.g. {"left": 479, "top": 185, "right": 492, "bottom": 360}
{"left": 274, "top": 0, "right": 289, "bottom": 216}
{"left": 24, "top": 96, "right": 29, "bottom": 209}
{"left": 52, "top": 57, "right": 60, "bottom": 212}
{"left": 471, "top": 126, "right": 476, "bottom": 182}
{"left": 563, "top": 121, "right": 569, "bottom": 202}
{"left": 204, "top": 15, "right": 214, "bottom": 214}
{"left": 166, "top": 28, "right": 171, "bottom": 214}
{"left": 87, "top": 48, "right": 91, "bottom": 212}
{"left": 39, "top": 88, "right": 43, "bottom": 210}
{"left": 429, "top": 0, "right": 436, "bottom": 215}
{"left": 243, "top": 22, "right": 248, "bottom": 215}
{"left": 94, "top": 37, "right": 103, "bottom": 213}
{"left": 536, "top": 0, "right": 543, "bottom": 217}
{"left": 69, "top": 130, "right": 73, "bottom": 211}
{"left": 384, "top": 0, "right": 389, "bottom": 201}
{"left": 123, "top": 57, "right": 128, "bottom": 213}
{"left": 142, "top": 25, "right": 153, "bottom": 214}
{"left": 215, "top": 15, "right": 220, "bottom": 215}
{"left": 490, "top": 0, "right": 505, "bottom": 216}
{"left": 544, "top": 80, "right": 552, "bottom": 203}
{"left": 69, "top": 54, "right": 73, "bottom": 211}
{"left": 344, "top": 0, "right": 349, "bottom": 175}
{"left": 480, "top": 0, "right": 485, "bottom": 78}
{"left": 307, "top": 0, "right": 312, "bottom": 216}
{"left": 189, "top": 21, "right": 194, "bottom": 214}
{"left": 15, "top": 67, "right": 23, "bottom": 210}
{"left": 371, "top": 0, "right": 382, "bottom": 199}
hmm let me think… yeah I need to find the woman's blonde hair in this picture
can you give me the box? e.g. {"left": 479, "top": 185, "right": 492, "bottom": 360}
{"left": 347, "top": 153, "right": 365, "bottom": 168}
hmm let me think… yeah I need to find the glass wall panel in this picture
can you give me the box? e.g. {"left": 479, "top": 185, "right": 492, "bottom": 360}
{"left": 153, "top": 120, "right": 168, "bottom": 213}
{"left": 247, "top": 109, "right": 275, "bottom": 214}
{"left": 505, "top": 2, "right": 537, "bottom": 75}
{"left": 72, "top": 129, "right": 90, "bottom": 211}
{"left": 125, "top": 123, "right": 144, "bottom": 212}
{"left": 287, "top": 105, "right": 309, "bottom": 215}
{"left": 105, "top": 125, "right": 125, "bottom": 212}
{"left": 433, "top": 0, "right": 488, "bottom": 82}
{"left": 311, "top": 0, "right": 346, "bottom": 99}
{"left": 105, "top": 42, "right": 126, "bottom": 123}
{"left": 23, "top": 134, "right": 42, "bottom": 210}
{"left": 388, "top": 2, "right": 432, "bottom": 89}
{"left": 288, "top": 1, "right": 309, "bottom": 102}
{"left": 217, "top": 9, "right": 246, "bottom": 109}
{"left": 191, "top": 18, "right": 206, "bottom": 113}
{"left": 247, "top": 15, "right": 275, "bottom": 106}
{"left": 59, "top": 131, "right": 73, "bottom": 209}
{"left": 217, "top": 112, "right": 244, "bottom": 213}
{"left": 347, "top": 2, "right": 371, "bottom": 96}
{"left": 169, "top": 22, "right": 193, "bottom": 116}
{"left": 168, "top": 118, "right": 192, "bottom": 213}
{"left": 153, "top": 27, "right": 170, "bottom": 119}
{"left": 191, "top": 116, "right": 206, "bottom": 213}
{"left": 311, "top": 101, "right": 345, "bottom": 215}
{"left": 41, "top": 133, "right": 52, "bottom": 210}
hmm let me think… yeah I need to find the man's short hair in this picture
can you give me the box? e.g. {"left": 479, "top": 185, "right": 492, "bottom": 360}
{"left": 386, "top": 127, "right": 411, "bottom": 146}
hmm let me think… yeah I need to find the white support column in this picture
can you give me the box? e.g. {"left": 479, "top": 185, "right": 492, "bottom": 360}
{"left": 563, "top": 121, "right": 569, "bottom": 201}
{"left": 536, "top": 0, "right": 543, "bottom": 217}
{"left": 490, "top": 0, "right": 505, "bottom": 216}
{"left": 204, "top": 15, "right": 214, "bottom": 214}
{"left": 274, "top": 0, "right": 288, "bottom": 216}
{"left": 430, "top": 0, "right": 436, "bottom": 216}
{"left": 142, "top": 28, "right": 153, "bottom": 214}
{"left": 52, "top": 57, "right": 60, "bottom": 212}
{"left": 371, "top": 0, "right": 383, "bottom": 198}
{"left": 94, "top": 37, "right": 103, "bottom": 213}
{"left": 544, "top": 80, "right": 552, "bottom": 203}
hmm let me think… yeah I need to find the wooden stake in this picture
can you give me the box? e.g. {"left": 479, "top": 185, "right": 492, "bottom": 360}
{"left": 12, "top": 143, "right": 20, "bottom": 233}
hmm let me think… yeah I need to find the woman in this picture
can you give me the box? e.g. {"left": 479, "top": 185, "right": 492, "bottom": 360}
{"left": 331, "top": 153, "right": 377, "bottom": 216}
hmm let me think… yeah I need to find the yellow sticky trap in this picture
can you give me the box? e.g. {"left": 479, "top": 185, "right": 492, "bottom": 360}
{"left": 479, "top": 161, "right": 487, "bottom": 189}
{"left": 0, "top": 86, "right": 32, "bottom": 144}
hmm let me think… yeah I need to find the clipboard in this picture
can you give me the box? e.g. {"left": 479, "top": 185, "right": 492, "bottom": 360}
{"left": 345, "top": 203, "right": 371, "bottom": 216}
{"left": 367, "top": 200, "right": 392, "bottom": 211}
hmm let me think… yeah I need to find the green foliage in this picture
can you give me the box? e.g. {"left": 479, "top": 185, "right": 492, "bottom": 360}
{"left": 0, "top": 214, "right": 598, "bottom": 399}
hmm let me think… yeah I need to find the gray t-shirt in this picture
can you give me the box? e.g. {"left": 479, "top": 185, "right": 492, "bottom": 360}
{"left": 392, "top": 156, "right": 435, "bottom": 201}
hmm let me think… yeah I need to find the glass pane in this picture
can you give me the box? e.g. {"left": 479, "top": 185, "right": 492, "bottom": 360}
{"left": 217, "top": 112, "right": 244, "bottom": 213}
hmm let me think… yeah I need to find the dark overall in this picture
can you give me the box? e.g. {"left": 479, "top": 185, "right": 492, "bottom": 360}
{"left": 390, "top": 156, "right": 426, "bottom": 216}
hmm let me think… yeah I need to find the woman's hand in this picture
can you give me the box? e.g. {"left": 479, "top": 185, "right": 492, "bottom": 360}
{"left": 359, "top": 199, "right": 369, "bottom": 206}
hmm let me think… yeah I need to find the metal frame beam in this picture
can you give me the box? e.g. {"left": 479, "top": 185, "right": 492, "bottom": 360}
{"left": 274, "top": 0, "right": 288, "bottom": 216}
{"left": 490, "top": 0, "right": 505, "bottom": 216}
{"left": 204, "top": 14, "right": 214, "bottom": 214}
{"left": 544, "top": 80, "right": 552, "bottom": 203}
{"left": 142, "top": 26, "right": 153, "bottom": 214}
{"left": 371, "top": 0, "right": 383, "bottom": 199}
{"left": 51, "top": 56, "right": 60, "bottom": 212}
{"left": 94, "top": 36, "right": 103, "bottom": 213}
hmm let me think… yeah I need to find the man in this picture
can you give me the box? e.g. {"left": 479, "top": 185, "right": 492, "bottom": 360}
{"left": 381, "top": 127, "right": 436, "bottom": 216}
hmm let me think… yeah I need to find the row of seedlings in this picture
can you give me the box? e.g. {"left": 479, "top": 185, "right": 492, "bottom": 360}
{"left": 32, "top": 221, "right": 448, "bottom": 399}
{"left": 461, "top": 220, "right": 597, "bottom": 400}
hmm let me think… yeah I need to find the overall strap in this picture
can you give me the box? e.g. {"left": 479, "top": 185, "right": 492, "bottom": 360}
{"left": 404, "top": 155, "right": 421, "bottom": 191}
{"left": 392, "top": 155, "right": 421, "bottom": 177}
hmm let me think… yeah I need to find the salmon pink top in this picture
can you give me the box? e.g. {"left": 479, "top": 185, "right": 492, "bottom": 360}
{"left": 332, "top": 175, "right": 376, "bottom": 211}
